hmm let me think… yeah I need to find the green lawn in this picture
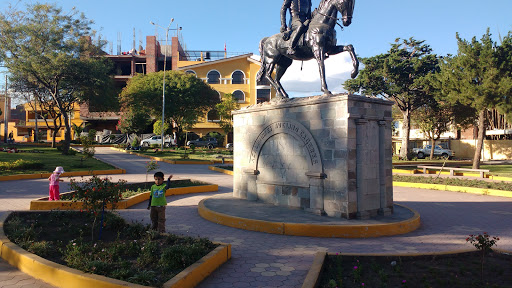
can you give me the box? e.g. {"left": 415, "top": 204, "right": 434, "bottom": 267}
{"left": 461, "top": 165, "right": 512, "bottom": 178}
{"left": 133, "top": 147, "right": 233, "bottom": 162}
{"left": 0, "top": 146, "right": 115, "bottom": 176}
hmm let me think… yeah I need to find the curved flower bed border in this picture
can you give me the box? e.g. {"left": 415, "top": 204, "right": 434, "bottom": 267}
{"left": 30, "top": 184, "right": 219, "bottom": 210}
{"left": 0, "top": 212, "right": 231, "bottom": 288}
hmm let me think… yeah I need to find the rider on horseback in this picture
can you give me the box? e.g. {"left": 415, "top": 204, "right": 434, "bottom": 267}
{"left": 280, "top": 0, "right": 312, "bottom": 55}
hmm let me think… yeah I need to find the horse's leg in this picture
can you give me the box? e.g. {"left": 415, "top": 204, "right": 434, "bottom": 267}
{"left": 274, "top": 57, "right": 293, "bottom": 99}
{"left": 313, "top": 46, "right": 331, "bottom": 95}
{"left": 328, "top": 44, "right": 359, "bottom": 79}
{"left": 264, "top": 61, "right": 288, "bottom": 99}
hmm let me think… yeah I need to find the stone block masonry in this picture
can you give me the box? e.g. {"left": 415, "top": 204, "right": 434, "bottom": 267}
{"left": 233, "top": 94, "right": 393, "bottom": 219}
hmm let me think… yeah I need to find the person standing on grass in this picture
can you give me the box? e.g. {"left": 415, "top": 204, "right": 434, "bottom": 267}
{"left": 147, "top": 171, "right": 173, "bottom": 233}
{"left": 48, "top": 166, "right": 64, "bottom": 201}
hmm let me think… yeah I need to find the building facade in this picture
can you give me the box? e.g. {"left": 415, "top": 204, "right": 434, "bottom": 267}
{"left": 2, "top": 34, "right": 273, "bottom": 144}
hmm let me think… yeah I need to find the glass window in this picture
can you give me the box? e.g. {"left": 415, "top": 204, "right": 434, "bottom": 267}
{"left": 232, "top": 71, "right": 244, "bottom": 84}
{"left": 207, "top": 109, "right": 220, "bottom": 122}
{"left": 257, "top": 89, "right": 271, "bottom": 103}
{"left": 232, "top": 90, "right": 245, "bottom": 103}
{"left": 185, "top": 70, "right": 196, "bottom": 76}
{"left": 207, "top": 70, "right": 220, "bottom": 84}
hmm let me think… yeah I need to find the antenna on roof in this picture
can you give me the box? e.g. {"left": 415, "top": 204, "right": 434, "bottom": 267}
{"left": 133, "top": 27, "right": 136, "bottom": 51}
{"left": 117, "top": 32, "right": 121, "bottom": 55}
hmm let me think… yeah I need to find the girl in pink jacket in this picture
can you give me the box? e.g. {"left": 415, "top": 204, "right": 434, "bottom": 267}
{"left": 48, "top": 166, "right": 64, "bottom": 200}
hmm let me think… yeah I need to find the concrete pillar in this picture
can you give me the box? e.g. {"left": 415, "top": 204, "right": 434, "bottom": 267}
{"left": 356, "top": 118, "right": 370, "bottom": 219}
{"left": 306, "top": 172, "right": 326, "bottom": 215}
{"left": 378, "top": 120, "right": 392, "bottom": 215}
{"left": 243, "top": 169, "right": 259, "bottom": 201}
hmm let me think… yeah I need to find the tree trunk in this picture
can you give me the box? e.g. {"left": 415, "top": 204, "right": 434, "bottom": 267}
{"left": 473, "top": 110, "right": 486, "bottom": 169}
{"left": 51, "top": 128, "right": 57, "bottom": 148}
{"left": 51, "top": 118, "right": 58, "bottom": 148}
{"left": 430, "top": 138, "right": 435, "bottom": 159}
{"left": 400, "top": 110, "right": 411, "bottom": 159}
{"left": 62, "top": 112, "right": 71, "bottom": 155}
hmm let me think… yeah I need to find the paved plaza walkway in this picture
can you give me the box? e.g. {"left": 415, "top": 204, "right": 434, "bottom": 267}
{"left": 1, "top": 147, "right": 511, "bottom": 288}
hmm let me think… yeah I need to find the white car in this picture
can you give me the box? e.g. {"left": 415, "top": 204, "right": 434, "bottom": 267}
{"left": 413, "top": 145, "right": 454, "bottom": 159}
{"left": 140, "top": 135, "right": 176, "bottom": 147}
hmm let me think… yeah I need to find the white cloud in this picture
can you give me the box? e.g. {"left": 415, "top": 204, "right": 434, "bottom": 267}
{"left": 279, "top": 53, "right": 356, "bottom": 97}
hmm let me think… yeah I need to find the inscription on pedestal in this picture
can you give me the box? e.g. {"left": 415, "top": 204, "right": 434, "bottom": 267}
{"left": 249, "top": 120, "right": 322, "bottom": 172}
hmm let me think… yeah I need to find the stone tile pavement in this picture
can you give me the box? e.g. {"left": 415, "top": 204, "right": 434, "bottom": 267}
{"left": 1, "top": 147, "right": 511, "bottom": 288}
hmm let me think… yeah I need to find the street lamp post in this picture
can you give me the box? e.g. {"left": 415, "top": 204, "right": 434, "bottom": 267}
{"left": 150, "top": 18, "right": 174, "bottom": 151}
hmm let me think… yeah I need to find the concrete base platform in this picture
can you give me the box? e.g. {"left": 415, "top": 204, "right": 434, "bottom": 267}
{"left": 198, "top": 195, "right": 421, "bottom": 238}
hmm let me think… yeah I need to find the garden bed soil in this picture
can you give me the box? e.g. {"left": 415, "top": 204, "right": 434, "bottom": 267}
{"left": 319, "top": 252, "right": 512, "bottom": 288}
{"left": 4, "top": 211, "right": 218, "bottom": 287}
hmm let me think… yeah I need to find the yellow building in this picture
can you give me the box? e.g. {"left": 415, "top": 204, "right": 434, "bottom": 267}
{"left": 2, "top": 35, "right": 273, "bottom": 145}
{"left": 14, "top": 102, "right": 83, "bottom": 143}
{"left": 177, "top": 52, "right": 274, "bottom": 144}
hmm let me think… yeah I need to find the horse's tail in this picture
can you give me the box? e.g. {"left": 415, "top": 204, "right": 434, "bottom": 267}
{"left": 256, "top": 37, "right": 268, "bottom": 83}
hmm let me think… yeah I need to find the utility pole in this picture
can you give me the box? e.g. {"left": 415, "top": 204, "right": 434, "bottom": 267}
{"left": 3, "top": 75, "right": 7, "bottom": 143}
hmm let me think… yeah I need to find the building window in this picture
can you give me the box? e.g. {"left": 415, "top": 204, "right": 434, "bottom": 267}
{"left": 185, "top": 70, "right": 197, "bottom": 76}
{"left": 232, "top": 90, "right": 245, "bottom": 103}
{"left": 216, "top": 91, "right": 222, "bottom": 101}
{"left": 207, "top": 109, "right": 220, "bottom": 122}
{"left": 232, "top": 70, "right": 245, "bottom": 84}
{"left": 257, "top": 89, "right": 271, "bottom": 103}
{"left": 207, "top": 70, "right": 221, "bottom": 84}
{"left": 257, "top": 76, "right": 270, "bottom": 86}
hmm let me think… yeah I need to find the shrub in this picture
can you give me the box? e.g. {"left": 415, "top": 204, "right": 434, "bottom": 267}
{"left": 69, "top": 176, "right": 126, "bottom": 240}
{"left": 0, "top": 159, "right": 44, "bottom": 171}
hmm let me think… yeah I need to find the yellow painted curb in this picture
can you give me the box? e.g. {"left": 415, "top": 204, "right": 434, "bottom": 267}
{"left": 488, "top": 175, "right": 512, "bottom": 181}
{"left": 301, "top": 251, "right": 326, "bottom": 288}
{"left": 30, "top": 184, "right": 219, "bottom": 210}
{"left": 393, "top": 181, "right": 512, "bottom": 198}
{"left": 111, "top": 147, "right": 232, "bottom": 165}
{"left": 0, "top": 213, "right": 230, "bottom": 288}
{"left": 198, "top": 200, "right": 420, "bottom": 238}
{"left": 392, "top": 169, "right": 418, "bottom": 174}
{"left": 163, "top": 244, "right": 231, "bottom": 288}
{"left": 208, "top": 166, "right": 234, "bottom": 175}
{"left": 0, "top": 169, "right": 126, "bottom": 182}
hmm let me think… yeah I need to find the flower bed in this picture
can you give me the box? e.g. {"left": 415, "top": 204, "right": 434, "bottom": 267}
{"left": 29, "top": 178, "right": 219, "bottom": 210}
{"left": 2, "top": 211, "right": 222, "bottom": 287}
{"left": 317, "top": 251, "right": 511, "bottom": 288}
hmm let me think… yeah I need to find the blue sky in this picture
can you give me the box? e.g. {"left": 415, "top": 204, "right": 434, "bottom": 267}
{"left": 1, "top": 0, "right": 512, "bottom": 96}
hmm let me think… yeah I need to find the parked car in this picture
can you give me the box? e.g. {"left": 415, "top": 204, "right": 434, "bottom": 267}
{"left": 140, "top": 135, "right": 177, "bottom": 147}
{"left": 187, "top": 137, "right": 218, "bottom": 149}
{"left": 413, "top": 145, "right": 454, "bottom": 159}
{"left": 226, "top": 143, "right": 233, "bottom": 151}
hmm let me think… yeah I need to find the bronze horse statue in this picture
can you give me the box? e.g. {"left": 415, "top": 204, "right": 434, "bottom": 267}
{"left": 257, "top": 0, "right": 358, "bottom": 99}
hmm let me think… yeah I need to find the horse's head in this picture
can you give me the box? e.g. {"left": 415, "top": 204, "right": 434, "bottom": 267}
{"left": 335, "top": 0, "right": 355, "bottom": 26}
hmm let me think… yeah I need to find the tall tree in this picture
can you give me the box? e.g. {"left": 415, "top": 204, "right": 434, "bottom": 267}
{"left": 416, "top": 74, "right": 477, "bottom": 159}
{"left": 0, "top": 3, "right": 113, "bottom": 154}
{"left": 120, "top": 71, "right": 219, "bottom": 141}
{"left": 10, "top": 77, "right": 66, "bottom": 147}
{"left": 436, "top": 29, "right": 512, "bottom": 168}
{"left": 216, "top": 93, "right": 240, "bottom": 135}
{"left": 344, "top": 38, "right": 439, "bottom": 159}
{"left": 117, "top": 110, "right": 152, "bottom": 134}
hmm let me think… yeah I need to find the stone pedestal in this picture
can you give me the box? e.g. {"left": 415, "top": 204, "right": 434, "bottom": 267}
{"left": 233, "top": 94, "right": 394, "bottom": 219}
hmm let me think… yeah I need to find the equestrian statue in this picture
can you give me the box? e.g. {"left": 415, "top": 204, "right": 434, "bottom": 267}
{"left": 256, "top": 0, "right": 359, "bottom": 99}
